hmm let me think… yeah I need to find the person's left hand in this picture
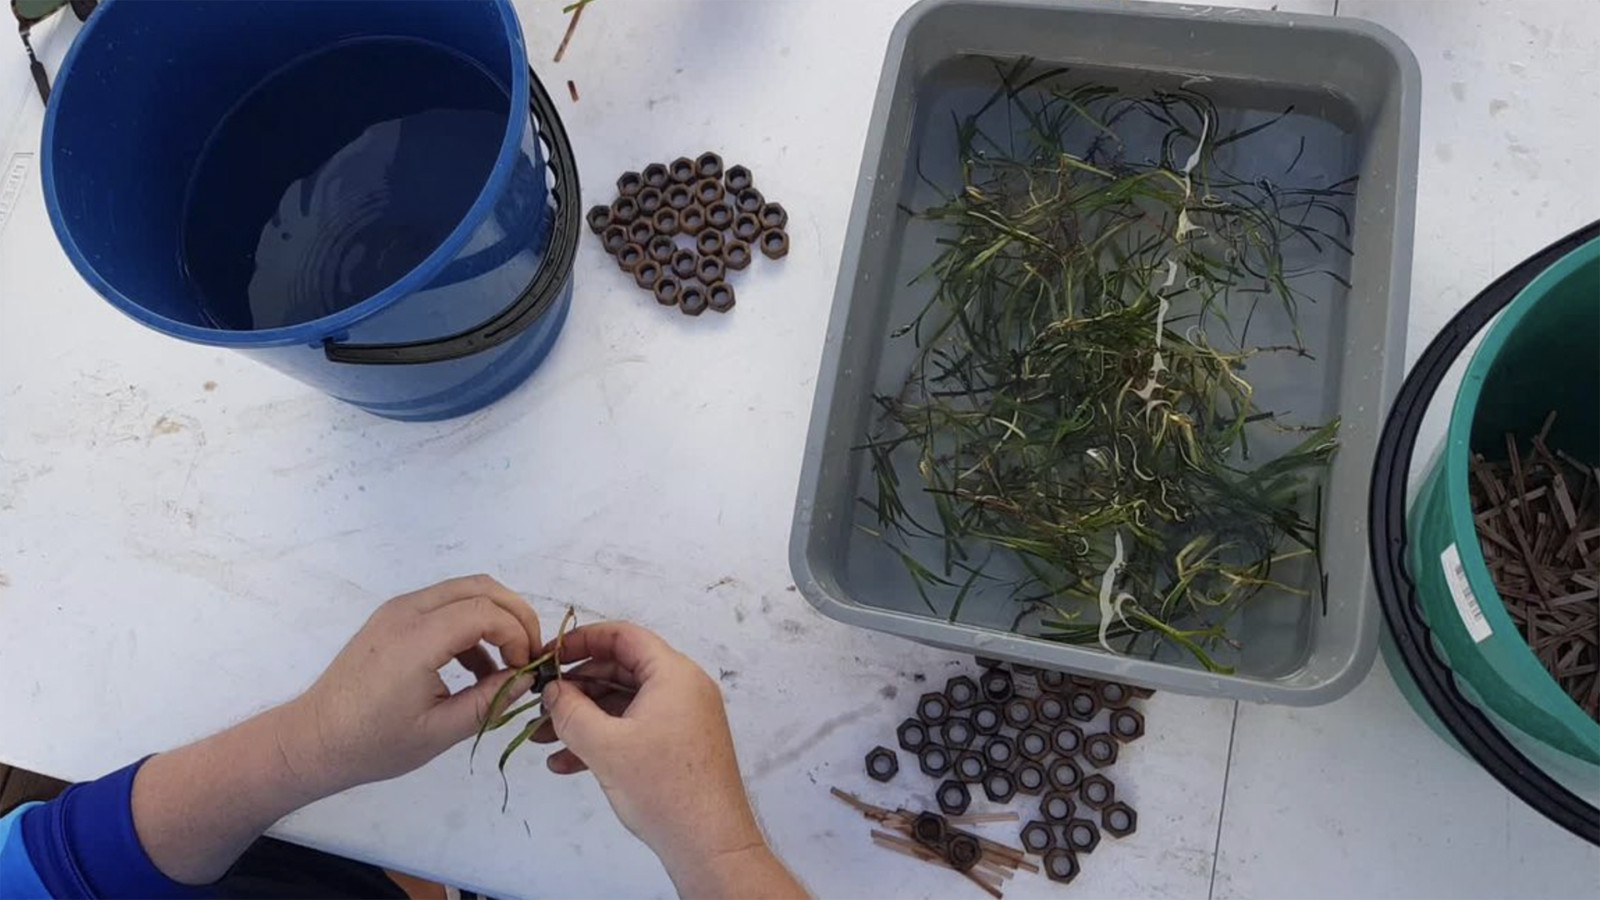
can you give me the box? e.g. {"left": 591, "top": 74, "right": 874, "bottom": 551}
{"left": 276, "top": 575, "right": 543, "bottom": 794}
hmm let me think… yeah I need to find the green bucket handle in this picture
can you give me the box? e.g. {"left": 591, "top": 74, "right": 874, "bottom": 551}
{"left": 1369, "top": 218, "right": 1600, "bottom": 847}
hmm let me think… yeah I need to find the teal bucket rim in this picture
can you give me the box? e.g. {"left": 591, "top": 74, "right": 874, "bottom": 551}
{"left": 1443, "top": 235, "right": 1600, "bottom": 751}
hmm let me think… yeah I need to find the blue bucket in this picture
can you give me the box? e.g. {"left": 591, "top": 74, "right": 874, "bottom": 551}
{"left": 42, "top": 0, "right": 580, "bottom": 421}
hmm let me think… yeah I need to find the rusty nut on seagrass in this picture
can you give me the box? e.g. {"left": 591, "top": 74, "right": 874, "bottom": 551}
{"left": 1020, "top": 820, "right": 1055, "bottom": 854}
{"left": 586, "top": 204, "right": 613, "bottom": 234}
{"left": 1013, "top": 760, "right": 1048, "bottom": 796}
{"left": 722, "top": 238, "right": 752, "bottom": 271}
{"left": 652, "top": 275, "right": 681, "bottom": 307}
{"left": 944, "top": 675, "right": 980, "bottom": 710}
{"left": 678, "top": 203, "right": 708, "bottom": 237}
{"left": 1063, "top": 817, "right": 1100, "bottom": 854}
{"left": 632, "top": 259, "right": 662, "bottom": 290}
{"left": 945, "top": 832, "right": 982, "bottom": 872}
{"left": 940, "top": 717, "right": 976, "bottom": 750}
{"left": 1046, "top": 757, "right": 1083, "bottom": 793}
{"left": 911, "top": 811, "right": 946, "bottom": 849}
{"left": 980, "top": 668, "right": 1014, "bottom": 702}
{"left": 707, "top": 281, "right": 736, "bottom": 314}
{"left": 1043, "top": 849, "right": 1080, "bottom": 884}
{"left": 1040, "top": 790, "right": 1075, "bottom": 823}
{"left": 916, "top": 692, "right": 950, "bottom": 725}
{"left": 864, "top": 746, "right": 898, "bottom": 782}
{"left": 896, "top": 718, "right": 930, "bottom": 753}
{"left": 616, "top": 243, "right": 646, "bottom": 272}
{"left": 936, "top": 779, "right": 971, "bottom": 816}
{"left": 1078, "top": 773, "right": 1115, "bottom": 810}
{"left": 952, "top": 750, "right": 986, "bottom": 784}
{"left": 1110, "top": 707, "right": 1146, "bottom": 742}
{"left": 668, "top": 156, "right": 697, "bottom": 184}
{"left": 1003, "top": 696, "right": 1036, "bottom": 730}
{"left": 679, "top": 283, "right": 709, "bottom": 317}
{"left": 982, "top": 767, "right": 1017, "bottom": 804}
{"left": 1102, "top": 801, "right": 1137, "bottom": 838}
{"left": 642, "top": 162, "right": 670, "bottom": 189}
{"left": 918, "top": 744, "right": 953, "bottom": 778}
{"left": 1083, "top": 732, "right": 1119, "bottom": 768}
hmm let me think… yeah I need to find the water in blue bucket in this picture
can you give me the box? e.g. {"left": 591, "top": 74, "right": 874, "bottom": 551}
{"left": 44, "top": 0, "right": 580, "bottom": 421}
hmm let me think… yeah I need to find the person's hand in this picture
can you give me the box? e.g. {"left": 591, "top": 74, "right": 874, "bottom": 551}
{"left": 277, "top": 575, "right": 543, "bottom": 795}
{"left": 536, "top": 622, "right": 765, "bottom": 873}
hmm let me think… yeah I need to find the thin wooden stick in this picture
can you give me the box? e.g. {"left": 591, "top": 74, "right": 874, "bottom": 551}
{"left": 552, "top": 0, "right": 587, "bottom": 63}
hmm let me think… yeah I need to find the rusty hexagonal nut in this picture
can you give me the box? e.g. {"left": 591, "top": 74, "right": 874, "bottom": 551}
{"left": 952, "top": 750, "right": 986, "bottom": 783}
{"left": 1078, "top": 773, "right": 1115, "bottom": 810}
{"left": 981, "top": 734, "right": 1016, "bottom": 769}
{"left": 642, "top": 162, "right": 670, "bottom": 189}
{"left": 1067, "top": 688, "right": 1100, "bottom": 722}
{"left": 945, "top": 832, "right": 982, "bottom": 872}
{"left": 632, "top": 259, "right": 662, "bottom": 290}
{"left": 731, "top": 213, "right": 762, "bottom": 243}
{"left": 616, "top": 243, "right": 646, "bottom": 272}
{"left": 918, "top": 744, "right": 954, "bottom": 777}
{"left": 707, "top": 280, "right": 736, "bottom": 314}
{"left": 1043, "top": 848, "right": 1080, "bottom": 884}
{"left": 1050, "top": 722, "right": 1084, "bottom": 757}
{"left": 652, "top": 275, "right": 681, "bottom": 307}
{"left": 734, "top": 187, "right": 765, "bottom": 215}
{"left": 668, "top": 156, "right": 697, "bottom": 184}
{"left": 724, "top": 164, "right": 753, "bottom": 192}
{"left": 696, "top": 228, "right": 726, "bottom": 257}
{"left": 637, "top": 187, "right": 664, "bottom": 216}
{"left": 1035, "top": 693, "right": 1068, "bottom": 725}
{"left": 865, "top": 746, "right": 898, "bottom": 782}
{"left": 969, "top": 702, "right": 1002, "bottom": 735}
{"left": 670, "top": 249, "right": 698, "bottom": 281}
{"left": 1097, "top": 681, "right": 1133, "bottom": 709}
{"left": 678, "top": 203, "right": 708, "bottom": 237}
{"left": 982, "top": 768, "right": 1017, "bottom": 804}
{"left": 694, "top": 151, "right": 723, "bottom": 180}
{"left": 911, "top": 811, "right": 946, "bottom": 848}
{"left": 600, "top": 224, "right": 629, "bottom": 256}
{"left": 1083, "top": 733, "right": 1119, "bottom": 768}
{"left": 1101, "top": 801, "right": 1137, "bottom": 838}
{"left": 1020, "top": 820, "right": 1056, "bottom": 854}
{"left": 1013, "top": 760, "right": 1048, "bottom": 796}
{"left": 616, "top": 170, "right": 644, "bottom": 198}
{"left": 696, "top": 254, "right": 726, "bottom": 286}
{"left": 722, "top": 238, "right": 752, "bottom": 271}
{"left": 917, "top": 692, "right": 951, "bottom": 725}
{"left": 626, "top": 218, "right": 655, "bottom": 248}
{"left": 587, "top": 204, "right": 613, "bottom": 234}
{"left": 664, "top": 183, "right": 694, "bottom": 211}
{"left": 974, "top": 655, "right": 1003, "bottom": 669}
{"left": 936, "top": 780, "right": 971, "bottom": 816}
{"left": 1004, "top": 696, "right": 1036, "bottom": 730}
{"left": 980, "top": 668, "right": 1015, "bottom": 702}
{"left": 1046, "top": 757, "right": 1083, "bottom": 793}
{"left": 1110, "top": 707, "right": 1145, "bottom": 743}
{"left": 646, "top": 234, "right": 675, "bottom": 264}
{"left": 757, "top": 201, "right": 788, "bottom": 232}
{"left": 1038, "top": 669, "right": 1070, "bottom": 691}
{"left": 940, "top": 717, "right": 976, "bottom": 750}
{"left": 694, "top": 177, "right": 725, "bottom": 207}
{"left": 896, "top": 718, "right": 930, "bottom": 753}
{"left": 610, "top": 195, "right": 640, "bottom": 225}
{"left": 652, "top": 207, "right": 681, "bottom": 237}
{"left": 1040, "top": 790, "right": 1075, "bottom": 823}
{"left": 679, "top": 283, "right": 709, "bottom": 317}
{"left": 704, "top": 200, "right": 735, "bottom": 232}
{"left": 1016, "top": 727, "right": 1052, "bottom": 762}
{"left": 944, "top": 675, "right": 980, "bottom": 710}
{"left": 1063, "top": 817, "right": 1100, "bottom": 854}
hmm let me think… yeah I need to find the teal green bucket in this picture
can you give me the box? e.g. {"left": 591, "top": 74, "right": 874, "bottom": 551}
{"left": 1371, "top": 220, "right": 1599, "bottom": 845}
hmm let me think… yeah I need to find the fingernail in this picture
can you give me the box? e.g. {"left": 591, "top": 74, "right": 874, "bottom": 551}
{"left": 542, "top": 681, "right": 561, "bottom": 704}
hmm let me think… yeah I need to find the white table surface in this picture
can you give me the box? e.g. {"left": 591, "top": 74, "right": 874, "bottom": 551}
{"left": 1, "top": 1, "right": 1596, "bottom": 898}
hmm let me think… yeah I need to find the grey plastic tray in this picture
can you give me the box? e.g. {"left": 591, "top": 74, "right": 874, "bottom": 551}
{"left": 790, "top": 0, "right": 1420, "bottom": 704}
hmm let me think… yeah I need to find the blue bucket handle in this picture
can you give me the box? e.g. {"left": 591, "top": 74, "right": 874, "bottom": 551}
{"left": 322, "top": 65, "right": 579, "bottom": 366}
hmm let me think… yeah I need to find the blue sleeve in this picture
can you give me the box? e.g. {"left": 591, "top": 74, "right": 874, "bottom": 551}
{"left": 0, "top": 759, "right": 210, "bottom": 899}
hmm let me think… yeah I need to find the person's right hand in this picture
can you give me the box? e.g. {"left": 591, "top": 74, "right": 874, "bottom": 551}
{"left": 536, "top": 622, "right": 765, "bottom": 872}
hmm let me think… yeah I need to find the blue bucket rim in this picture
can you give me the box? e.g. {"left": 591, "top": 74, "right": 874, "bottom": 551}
{"left": 41, "top": 0, "right": 532, "bottom": 349}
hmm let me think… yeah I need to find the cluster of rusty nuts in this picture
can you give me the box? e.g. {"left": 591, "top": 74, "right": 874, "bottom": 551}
{"left": 862, "top": 660, "right": 1146, "bottom": 890}
{"left": 587, "top": 152, "right": 789, "bottom": 316}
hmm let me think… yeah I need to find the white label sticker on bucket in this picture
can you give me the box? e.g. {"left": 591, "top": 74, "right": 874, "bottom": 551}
{"left": 0, "top": 153, "right": 31, "bottom": 237}
{"left": 1440, "top": 543, "right": 1492, "bottom": 644}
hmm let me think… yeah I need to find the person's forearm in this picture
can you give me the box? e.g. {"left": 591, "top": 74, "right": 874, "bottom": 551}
{"left": 664, "top": 842, "right": 810, "bottom": 900}
{"left": 130, "top": 699, "right": 333, "bottom": 885}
